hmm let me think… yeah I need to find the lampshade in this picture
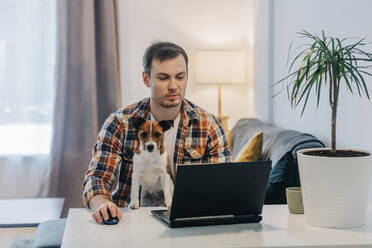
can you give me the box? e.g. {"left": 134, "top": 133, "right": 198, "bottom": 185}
{"left": 195, "top": 50, "right": 245, "bottom": 84}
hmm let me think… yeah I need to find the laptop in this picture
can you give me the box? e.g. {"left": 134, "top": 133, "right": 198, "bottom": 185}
{"left": 151, "top": 160, "right": 271, "bottom": 228}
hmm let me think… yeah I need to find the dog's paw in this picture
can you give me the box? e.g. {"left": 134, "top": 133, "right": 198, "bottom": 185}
{"left": 165, "top": 201, "right": 172, "bottom": 209}
{"left": 129, "top": 202, "right": 139, "bottom": 209}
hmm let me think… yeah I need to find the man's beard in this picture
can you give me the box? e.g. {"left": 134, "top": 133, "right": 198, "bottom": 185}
{"left": 160, "top": 101, "right": 181, "bottom": 108}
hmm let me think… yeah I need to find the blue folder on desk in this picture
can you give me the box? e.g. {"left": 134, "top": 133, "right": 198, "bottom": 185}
{"left": 151, "top": 161, "right": 271, "bottom": 228}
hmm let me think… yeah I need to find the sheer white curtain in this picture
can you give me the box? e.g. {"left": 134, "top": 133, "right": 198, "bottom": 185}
{"left": 0, "top": 0, "right": 56, "bottom": 198}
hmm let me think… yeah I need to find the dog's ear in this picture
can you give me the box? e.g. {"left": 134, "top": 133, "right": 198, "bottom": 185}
{"left": 132, "top": 117, "right": 146, "bottom": 130}
{"left": 158, "top": 120, "right": 174, "bottom": 132}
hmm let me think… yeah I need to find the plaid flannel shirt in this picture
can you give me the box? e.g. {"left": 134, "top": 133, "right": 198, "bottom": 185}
{"left": 83, "top": 97, "right": 232, "bottom": 208}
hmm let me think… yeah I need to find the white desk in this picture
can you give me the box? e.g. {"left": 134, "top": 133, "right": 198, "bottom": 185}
{"left": 0, "top": 198, "right": 64, "bottom": 227}
{"left": 61, "top": 205, "right": 372, "bottom": 248}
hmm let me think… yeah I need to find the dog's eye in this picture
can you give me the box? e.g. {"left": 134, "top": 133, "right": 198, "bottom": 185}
{"left": 140, "top": 132, "right": 147, "bottom": 138}
{"left": 153, "top": 132, "right": 161, "bottom": 138}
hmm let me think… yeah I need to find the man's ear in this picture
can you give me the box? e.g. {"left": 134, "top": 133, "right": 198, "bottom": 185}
{"left": 158, "top": 120, "right": 174, "bottom": 132}
{"left": 142, "top": 71, "right": 151, "bottom": 88}
{"left": 132, "top": 117, "right": 146, "bottom": 130}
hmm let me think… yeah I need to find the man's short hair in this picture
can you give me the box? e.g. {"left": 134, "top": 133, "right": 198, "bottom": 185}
{"left": 143, "top": 41, "right": 188, "bottom": 76}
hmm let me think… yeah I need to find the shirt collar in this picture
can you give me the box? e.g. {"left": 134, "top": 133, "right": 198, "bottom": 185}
{"left": 130, "top": 97, "right": 199, "bottom": 126}
{"left": 180, "top": 98, "right": 199, "bottom": 127}
{"left": 130, "top": 97, "right": 151, "bottom": 120}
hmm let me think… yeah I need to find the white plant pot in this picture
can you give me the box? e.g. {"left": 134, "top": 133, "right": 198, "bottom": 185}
{"left": 297, "top": 148, "right": 372, "bottom": 228}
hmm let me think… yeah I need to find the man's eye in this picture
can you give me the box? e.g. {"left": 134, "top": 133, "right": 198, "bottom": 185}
{"left": 176, "top": 76, "right": 184, "bottom": 80}
{"left": 154, "top": 132, "right": 161, "bottom": 138}
{"left": 140, "top": 132, "right": 147, "bottom": 138}
{"left": 159, "top": 77, "right": 168, "bottom": 81}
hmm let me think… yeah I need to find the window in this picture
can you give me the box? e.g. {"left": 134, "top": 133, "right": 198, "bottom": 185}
{"left": 0, "top": 0, "right": 56, "bottom": 155}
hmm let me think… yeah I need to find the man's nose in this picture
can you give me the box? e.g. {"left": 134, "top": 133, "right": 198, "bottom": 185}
{"left": 168, "top": 78, "right": 177, "bottom": 90}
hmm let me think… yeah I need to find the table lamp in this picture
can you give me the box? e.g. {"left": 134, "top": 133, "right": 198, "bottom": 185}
{"left": 195, "top": 50, "right": 245, "bottom": 131}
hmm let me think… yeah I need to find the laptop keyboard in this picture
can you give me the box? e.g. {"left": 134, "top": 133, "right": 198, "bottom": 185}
{"left": 176, "top": 215, "right": 235, "bottom": 221}
{"left": 152, "top": 209, "right": 262, "bottom": 227}
{"left": 156, "top": 209, "right": 238, "bottom": 221}
{"left": 161, "top": 210, "right": 171, "bottom": 219}
{"left": 156, "top": 209, "right": 236, "bottom": 221}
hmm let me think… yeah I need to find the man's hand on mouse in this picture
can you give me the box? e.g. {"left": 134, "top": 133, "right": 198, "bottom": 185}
{"left": 89, "top": 194, "right": 122, "bottom": 224}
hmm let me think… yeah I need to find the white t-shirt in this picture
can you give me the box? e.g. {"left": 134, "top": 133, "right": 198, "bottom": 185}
{"left": 150, "top": 113, "right": 180, "bottom": 170}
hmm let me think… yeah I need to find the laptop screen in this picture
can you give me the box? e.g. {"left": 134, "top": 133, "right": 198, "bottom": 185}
{"left": 170, "top": 161, "right": 271, "bottom": 219}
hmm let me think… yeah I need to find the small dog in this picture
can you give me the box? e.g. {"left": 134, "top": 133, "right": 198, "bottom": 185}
{"left": 129, "top": 117, "right": 174, "bottom": 209}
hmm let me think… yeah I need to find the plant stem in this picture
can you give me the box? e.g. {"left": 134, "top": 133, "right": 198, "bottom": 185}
{"left": 329, "top": 65, "right": 336, "bottom": 153}
{"left": 333, "top": 76, "right": 340, "bottom": 154}
{"left": 331, "top": 99, "right": 337, "bottom": 154}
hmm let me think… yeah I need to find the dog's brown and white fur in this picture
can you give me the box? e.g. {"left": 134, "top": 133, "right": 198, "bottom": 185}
{"left": 129, "top": 118, "right": 174, "bottom": 209}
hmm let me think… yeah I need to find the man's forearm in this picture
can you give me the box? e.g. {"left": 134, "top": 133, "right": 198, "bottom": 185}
{"left": 88, "top": 194, "right": 112, "bottom": 211}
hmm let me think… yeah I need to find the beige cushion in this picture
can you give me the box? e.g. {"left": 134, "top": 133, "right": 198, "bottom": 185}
{"left": 234, "top": 131, "right": 263, "bottom": 162}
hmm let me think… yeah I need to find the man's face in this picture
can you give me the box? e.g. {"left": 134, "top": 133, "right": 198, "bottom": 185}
{"left": 143, "top": 55, "right": 187, "bottom": 108}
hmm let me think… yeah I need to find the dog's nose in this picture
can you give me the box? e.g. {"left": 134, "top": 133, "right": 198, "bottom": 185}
{"left": 146, "top": 144, "right": 154, "bottom": 152}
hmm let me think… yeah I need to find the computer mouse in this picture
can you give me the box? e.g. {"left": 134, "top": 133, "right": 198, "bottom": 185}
{"left": 101, "top": 209, "right": 119, "bottom": 225}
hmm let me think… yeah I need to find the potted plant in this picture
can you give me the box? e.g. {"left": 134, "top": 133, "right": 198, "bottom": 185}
{"left": 277, "top": 30, "right": 372, "bottom": 228}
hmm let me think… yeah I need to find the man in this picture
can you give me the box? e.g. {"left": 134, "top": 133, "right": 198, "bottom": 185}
{"left": 83, "top": 42, "right": 231, "bottom": 224}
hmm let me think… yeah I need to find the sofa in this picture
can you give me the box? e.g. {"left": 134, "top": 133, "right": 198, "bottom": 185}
{"left": 230, "top": 118, "right": 324, "bottom": 204}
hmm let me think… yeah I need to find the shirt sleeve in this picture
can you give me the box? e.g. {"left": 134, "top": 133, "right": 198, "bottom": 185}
{"left": 205, "top": 116, "right": 232, "bottom": 163}
{"left": 82, "top": 114, "right": 124, "bottom": 208}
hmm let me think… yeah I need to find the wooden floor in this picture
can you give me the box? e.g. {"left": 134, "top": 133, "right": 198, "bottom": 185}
{"left": 0, "top": 227, "right": 37, "bottom": 248}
